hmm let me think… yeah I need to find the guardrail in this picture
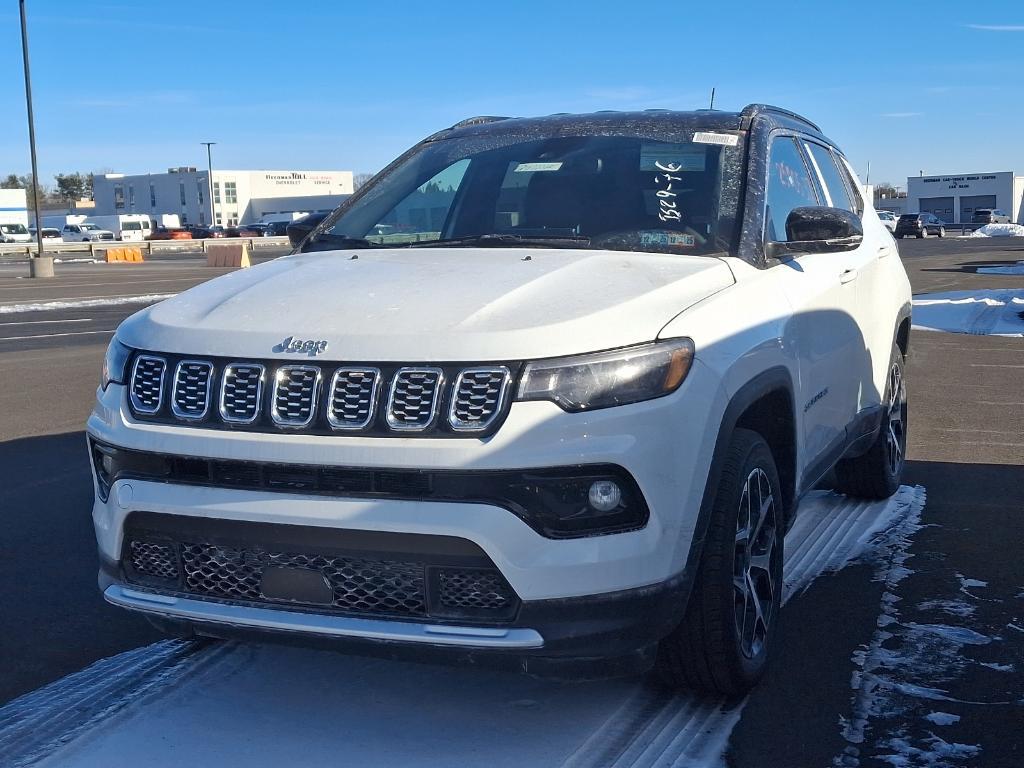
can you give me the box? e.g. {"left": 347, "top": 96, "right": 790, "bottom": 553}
{"left": 0, "top": 236, "right": 291, "bottom": 259}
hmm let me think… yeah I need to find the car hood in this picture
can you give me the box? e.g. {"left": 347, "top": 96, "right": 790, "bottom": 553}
{"left": 118, "top": 248, "right": 734, "bottom": 361}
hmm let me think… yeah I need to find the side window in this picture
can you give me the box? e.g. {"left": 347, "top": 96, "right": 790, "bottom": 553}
{"left": 764, "top": 136, "right": 820, "bottom": 243}
{"left": 835, "top": 154, "right": 866, "bottom": 216}
{"left": 365, "top": 159, "right": 470, "bottom": 245}
{"left": 805, "top": 142, "right": 856, "bottom": 214}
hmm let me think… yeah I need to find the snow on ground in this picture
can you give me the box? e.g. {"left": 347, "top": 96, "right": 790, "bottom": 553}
{"left": 0, "top": 294, "right": 176, "bottom": 314}
{"left": 963, "top": 223, "right": 1024, "bottom": 238}
{"left": 911, "top": 290, "right": 1024, "bottom": 337}
{"left": 976, "top": 261, "right": 1024, "bottom": 275}
{"left": 1, "top": 487, "right": 925, "bottom": 768}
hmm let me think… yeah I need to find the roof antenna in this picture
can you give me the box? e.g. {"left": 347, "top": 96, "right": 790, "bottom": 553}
{"left": 709, "top": 87, "right": 716, "bottom": 110}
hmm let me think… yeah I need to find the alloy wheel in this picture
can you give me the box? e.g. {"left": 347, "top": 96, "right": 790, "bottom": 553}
{"left": 886, "top": 362, "right": 907, "bottom": 476}
{"left": 733, "top": 467, "right": 778, "bottom": 659}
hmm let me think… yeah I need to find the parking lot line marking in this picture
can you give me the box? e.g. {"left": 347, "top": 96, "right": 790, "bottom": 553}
{"left": 969, "top": 363, "right": 1024, "bottom": 368}
{"left": 0, "top": 329, "right": 115, "bottom": 341}
{"left": 0, "top": 318, "right": 93, "bottom": 326}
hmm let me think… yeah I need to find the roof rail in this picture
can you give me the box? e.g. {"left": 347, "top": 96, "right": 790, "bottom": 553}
{"left": 740, "top": 104, "right": 821, "bottom": 132}
{"left": 450, "top": 115, "right": 512, "bottom": 129}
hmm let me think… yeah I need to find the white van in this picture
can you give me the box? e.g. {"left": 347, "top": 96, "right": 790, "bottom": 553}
{"left": 89, "top": 214, "right": 152, "bottom": 242}
{"left": 0, "top": 222, "right": 32, "bottom": 243}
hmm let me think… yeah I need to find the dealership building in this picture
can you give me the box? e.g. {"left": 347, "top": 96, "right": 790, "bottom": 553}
{"left": 875, "top": 171, "right": 1024, "bottom": 224}
{"left": 92, "top": 168, "right": 354, "bottom": 227}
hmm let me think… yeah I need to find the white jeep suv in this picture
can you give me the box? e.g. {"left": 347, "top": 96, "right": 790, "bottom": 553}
{"left": 89, "top": 105, "right": 911, "bottom": 693}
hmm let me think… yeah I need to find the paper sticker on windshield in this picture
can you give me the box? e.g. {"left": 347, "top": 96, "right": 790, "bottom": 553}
{"left": 640, "top": 145, "right": 705, "bottom": 172}
{"left": 639, "top": 231, "right": 696, "bottom": 248}
{"left": 514, "top": 162, "right": 563, "bottom": 173}
{"left": 692, "top": 132, "right": 739, "bottom": 147}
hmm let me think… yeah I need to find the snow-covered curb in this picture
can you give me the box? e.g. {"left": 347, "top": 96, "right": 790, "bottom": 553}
{"left": 0, "top": 294, "right": 176, "bottom": 314}
{"left": 911, "top": 290, "right": 1024, "bottom": 337}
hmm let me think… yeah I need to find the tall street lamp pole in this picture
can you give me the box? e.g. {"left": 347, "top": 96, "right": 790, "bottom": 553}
{"left": 20, "top": 0, "right": 53, "bottom": 278}
{"left": 201, "top": 142, "right": 216, "bottom": 227}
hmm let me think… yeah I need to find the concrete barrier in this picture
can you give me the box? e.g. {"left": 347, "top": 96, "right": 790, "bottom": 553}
{"left": 104, "top": 247, "right": 144, "bottom": 263}
{"left": 206, "top": 242, "right": 251, "bottom": 268}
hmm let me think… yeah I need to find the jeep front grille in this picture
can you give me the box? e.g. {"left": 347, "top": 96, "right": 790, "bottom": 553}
{"left": 327, "top": 368, "right": 380, "bottom": 429}
{"left": 271, "top": 366, "right": 321, "bottom": 427}
{"left": 130, "top": 355, "right": 166, "bottom": 414}
{"left": 220, "top": 364, "right": 264, "bottom": 423}
{"left": 386, "top": 368, "right": 443, "bottom": 431}
{"left": 449, "top": 368, "right": 510, "bottom": 431}
{"left": 171, "top": 361, "right": 213, "bottom": 419}
{"left": 126, "top": 354, "right": 518, "bottom": 436}
{"left": 123, "top": 520, "right": 520, "bottom": 622}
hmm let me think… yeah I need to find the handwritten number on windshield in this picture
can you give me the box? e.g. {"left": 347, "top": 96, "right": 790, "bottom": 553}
{"left": 654, "top": 161, "right": 683, "bottom": 222}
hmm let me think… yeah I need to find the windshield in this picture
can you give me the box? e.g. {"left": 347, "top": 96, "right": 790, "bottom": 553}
{"left": 81, "top": 223, "right": 99, "bottom": 230}
{"left": 0, "top": 224, "right": 28, "bottom": 234}
{"left": 308, "top": 132, "right": 742, "bottom": 255}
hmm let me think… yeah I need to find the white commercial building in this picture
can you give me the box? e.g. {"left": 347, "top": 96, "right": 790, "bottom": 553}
{"left": 0, "top": 189, "right": 29, "bottom": 227}
{"left": 883, "top": 171, "right": 1024, "bottom": 224}
{"left": 92, "top": 168, "right": 354, "bottom": 227}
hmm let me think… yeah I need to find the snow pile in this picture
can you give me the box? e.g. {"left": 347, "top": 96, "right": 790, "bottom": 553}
{"left": 0, "top": 293, "right": 176, "bottom": 314}
{"left": 912, "top": 290, "right": 1024, "bottom": 337}
{"left": 966, "top": 223, "right": 1024, "bottom": 237}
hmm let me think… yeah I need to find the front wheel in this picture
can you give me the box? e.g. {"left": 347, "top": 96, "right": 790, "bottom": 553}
{"left": 937, "top": 227, "right": 945, "bottom": 238}
{"left": 656, "top": 429, "right": 783, "bottom": 694}
{"left": 834, "top": 343, "right": 907, "bottom": 499}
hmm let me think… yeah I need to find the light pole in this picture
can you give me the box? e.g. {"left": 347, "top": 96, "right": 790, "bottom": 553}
{"left": 201, "top": 142, "right": 216, "bottom": 227}
{"left": 20, "top": 0, "right": 52, "bottom": 277}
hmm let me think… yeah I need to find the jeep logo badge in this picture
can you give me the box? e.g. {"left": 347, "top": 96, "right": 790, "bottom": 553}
{"left": 275, "top": 336, "right": 328, "bottom": 356}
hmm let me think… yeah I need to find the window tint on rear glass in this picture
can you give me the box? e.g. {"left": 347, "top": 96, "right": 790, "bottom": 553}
{"left": 764, "top": 137, "right": 820, "bottom": 243}
{"left": 805, "top": 142, "right": 856, "bottom": 214}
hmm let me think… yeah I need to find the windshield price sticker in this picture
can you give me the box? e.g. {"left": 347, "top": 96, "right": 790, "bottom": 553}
{"left": 640, "top": 145, "right": 705, "bottom": 172}
{"left": 513, "top": 162, "right": 563, "bottom": 173}
{"left": 692, "top": 131, "right": 739, "bottom": 147}
{"left": 640, "top": 231, "right": 696, "bottom": 248}
{"left": 653, "top": 161, "right": 684, "bottom": 222}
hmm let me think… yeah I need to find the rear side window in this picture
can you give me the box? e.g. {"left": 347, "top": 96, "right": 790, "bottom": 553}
{"left": 805, "top": 142, "right": 856, "bottom": 214}
{"left": 764, "top": 136, "right": 820, "bottom": 243}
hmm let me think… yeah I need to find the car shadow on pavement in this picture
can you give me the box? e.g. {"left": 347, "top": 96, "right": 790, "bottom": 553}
{"left": 0, "top": 431, "right": 161, "bottom": 705}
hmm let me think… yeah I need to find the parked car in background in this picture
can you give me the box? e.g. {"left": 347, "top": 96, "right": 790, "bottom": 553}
{"left": 284, "top": 211, "right": 330, "bottom": 248}
{"left": 971, "top": 208, "right": 1010, "bottom": 224}
{"left": 89, "top": 214, "right": 152, "bottom": 242}
{"left": 875, "top": 210, "right": 897, "bottom": 233}
{"left": 263, "top": 221, "right": 290, "bottom": 237}
{"left": 29, "top": 227, "right": 63, "bottom": 242}
{"left": 0, "top": 223, "right": 33, "bottom": 243}
{"left": 62, "top": 222, "right": 114, "bottom": 242}
{"left": 94, "top": 104, "right": 912, "bottom": 695}
{"left": 234, "top": 223, "right": 268, "bottom": 237}
{"left": 894, "top": 212, "right": 945, "bottom": 238}
{"left": 187, "top": 226, "right": 225, "bottom": 239}
{"left": 147, "top": 227, "right": 193, "bottom": 241}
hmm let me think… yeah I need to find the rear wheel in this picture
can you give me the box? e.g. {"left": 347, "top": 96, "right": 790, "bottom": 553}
{"left": 834, "top": 343, "right": 907, "bottom": 499}
{"left": 656, "top": 429, "right": 783, "bottom": 694}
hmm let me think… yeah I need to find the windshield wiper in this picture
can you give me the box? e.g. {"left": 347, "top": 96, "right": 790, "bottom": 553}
{"left": 305, "top": 233, "right": 383, "bottom": 251}
{"left": 407, "top": 233, "right": 591, "bottom": 249}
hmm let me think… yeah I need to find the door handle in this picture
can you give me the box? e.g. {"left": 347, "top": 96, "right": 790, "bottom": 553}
{"left": 840, "top": 268, "right": 858, "bottom": 284}
{"left": 877, "top": 245, "right": 891, "bottom": 257}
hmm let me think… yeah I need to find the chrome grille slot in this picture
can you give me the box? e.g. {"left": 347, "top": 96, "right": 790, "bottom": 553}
{"left": 386, "top": 368, "right": 444, "bottom": 431}
{"left": 449, "top": 367, "right": 510, "bottom": 431}
{"left": 327, "top": 368, "right": 380, "bottom": 430}
{"left": 271, "top": 366, "right": 321, "bottom": 428}
{"left": 130, "top": 355, "right": 166, "bottom": 414}
{"left": 220, "top": 364, "right": 264, "bottom": 424}
{"left": 171, "top": 361, "right": 213, "bottom": 419}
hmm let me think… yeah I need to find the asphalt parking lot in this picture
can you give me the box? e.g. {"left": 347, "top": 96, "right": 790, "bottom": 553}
{"left": 0, "top": 239, "right": 1021, "bottom": 766}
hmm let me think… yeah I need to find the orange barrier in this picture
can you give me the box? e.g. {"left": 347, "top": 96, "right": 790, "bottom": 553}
{"left": 104, "top": 247, "right": 144, "bottom": 263}
{"left": 206, "top": 242, "right": 251, "bottom": 268}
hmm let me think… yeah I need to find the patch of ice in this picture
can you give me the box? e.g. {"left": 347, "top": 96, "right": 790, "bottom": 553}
{"left": 911, "top": 290, "right": 1024, "bottom": 337}
{"left": 1008, "top": 623, "right": 1024, "bottom": 633}
{"left": 978, "top": 661, "right": 1014, "bottom": 672}
{"left": 0, "top": 293, "right": 176, "bottom": 314}
{"left": 965, "top": 223, "right": 1024, "bottom": 237}
{"left": 903, "top": 623, "right": 992, "bottom": 646}
{"left": 876, "top": 732, "right": 980, "bottom": 766}
{"left": 923, "top": 712, "right": 960, "bottom": 726}
{"left": 976, "top": 260, "right": 1024, "bottom": 275}
{"left": 915, "top": 599, "right": 975, "bottom": 618}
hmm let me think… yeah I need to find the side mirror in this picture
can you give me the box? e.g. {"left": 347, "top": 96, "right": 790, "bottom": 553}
{"left": 766, "top": 206, "right": 864, "bottom": 259}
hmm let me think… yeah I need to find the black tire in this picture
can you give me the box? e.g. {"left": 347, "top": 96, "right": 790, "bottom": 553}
{"left": 917, "top": 230, "right": 925, "bottom": 238}
{"left": 834, "top": 343, "right": 907, "bottom": 499}
{"left": 937, "top": 227, "right": 945, "bottom": 238}
{"left": 655, "top": 428, "right": 783, "bottom": 695}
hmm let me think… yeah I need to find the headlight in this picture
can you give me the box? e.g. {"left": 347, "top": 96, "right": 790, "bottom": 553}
{"left": 102, "top": 338, "right": 133, "bottom": 390}
{"left": 516, "top": 338, "right": 694, "bottom": 412}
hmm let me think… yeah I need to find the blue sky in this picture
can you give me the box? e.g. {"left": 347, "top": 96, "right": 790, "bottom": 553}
{"left": 1, "top": 1, "right": 1022, "bottom": 190}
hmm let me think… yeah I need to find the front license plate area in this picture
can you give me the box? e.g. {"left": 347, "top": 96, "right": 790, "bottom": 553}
{"left": 260, "top": 566, "right": 334, "bottom": 605}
